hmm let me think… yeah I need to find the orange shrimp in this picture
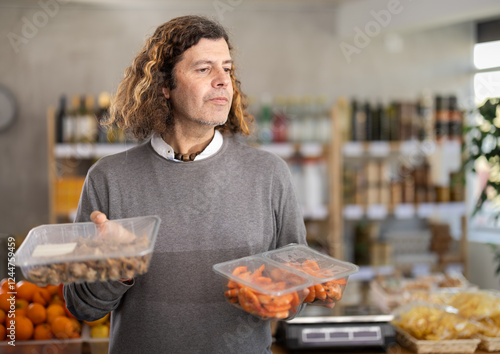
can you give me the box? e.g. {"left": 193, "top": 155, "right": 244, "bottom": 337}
{"left": 328, "top": 278, "right": 347, "bottom": 286}
{"left": 302, "top": 260, "right": 320, "bottom": 271}
{"left": 232, "top": 266, "right": 248, "bottom": 276}
{"left": 224, "top": 288, "right": 239, "bottom": 298}
{"left": 314, "top": 284, "right": 327, "bottom": 300}
{"left": 238, "top": 287, "right": 262, "bottom": 313}
{"left": 325, "top": 283, "right": 342, "bottom": 301}
{"left": 250, "top": 264, "right": 265, "bottom": 279}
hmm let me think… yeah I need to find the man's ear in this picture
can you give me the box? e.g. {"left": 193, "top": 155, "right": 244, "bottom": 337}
{"left": 162, "top": 87, "right": 170, "bottom": 99}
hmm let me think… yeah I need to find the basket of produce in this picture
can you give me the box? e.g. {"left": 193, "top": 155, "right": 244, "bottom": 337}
{"left": 392, "top": 303, "right": 481, "bottom": 353}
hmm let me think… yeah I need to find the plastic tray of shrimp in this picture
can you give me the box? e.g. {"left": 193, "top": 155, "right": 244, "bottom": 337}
{"left": 213, "top": 245, "right": 358, "bottom": 320}
{"left": 262, "top": 244, "right": 359, "bottom": 306}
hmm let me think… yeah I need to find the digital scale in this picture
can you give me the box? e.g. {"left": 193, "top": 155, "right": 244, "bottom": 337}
{"left": 277, "top": 304, "right": 396, "bottom": 351}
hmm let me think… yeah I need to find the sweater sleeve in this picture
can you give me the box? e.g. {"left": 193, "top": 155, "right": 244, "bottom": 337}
{"left": 271, "top": 157, "right": 308, "bottom": 249}
{"left": 63, "top": 167, "right": 133, "bottom": 321}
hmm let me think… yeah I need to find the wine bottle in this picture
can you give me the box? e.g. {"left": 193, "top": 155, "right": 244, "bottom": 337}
{"left": 434, "top": 95, "right": 449, "bottom": 143}
{"left": 55, "top": 95, "right": 66, "bottom": 143}
{"left": 448, "top": 95, "right": 462, "bottom": 142}
{"left": 364, "top": 101, "right": 372, "bottom": 142}
{"left": 97, "top": 92, "right": 111, "bottom": 143}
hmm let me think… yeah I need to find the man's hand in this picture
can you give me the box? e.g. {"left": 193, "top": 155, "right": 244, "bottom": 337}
{"left": 90, "top": 211, "right": 136, "bottom": 243}
{"left": 90, "top": 211, "right": 135, "bottom": 284}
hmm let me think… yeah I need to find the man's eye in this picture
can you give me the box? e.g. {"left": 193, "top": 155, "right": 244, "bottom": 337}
{"left": 224, "top": 68, "right": 232, "bottom": 73}
{"left": 198, "top": 68, "right": 209, "bottom": 73}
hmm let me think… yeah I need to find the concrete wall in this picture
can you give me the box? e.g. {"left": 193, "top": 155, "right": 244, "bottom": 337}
{"left": 0, "top": 0, "right": 498, "bottom": 285}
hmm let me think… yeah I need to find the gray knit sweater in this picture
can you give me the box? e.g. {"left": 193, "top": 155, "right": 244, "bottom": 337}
{"left": 63, "top": 135, "right": 307, "bottom": 354}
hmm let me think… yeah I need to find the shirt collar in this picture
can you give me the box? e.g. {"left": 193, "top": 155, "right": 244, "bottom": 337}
{"left": 150, "top": 130, "right": 223, "bottom": 162}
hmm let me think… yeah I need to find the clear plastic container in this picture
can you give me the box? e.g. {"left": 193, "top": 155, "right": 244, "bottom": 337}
{"left": 262, "top": 244, "right": 359, "bottom": 306}
{"left": 213, "top": 244, "right": 359, "bottom": 319}
{"left": 15, "top": 215, "right": 161, "bottom": 286}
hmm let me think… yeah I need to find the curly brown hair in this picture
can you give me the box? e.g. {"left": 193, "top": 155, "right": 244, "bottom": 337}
{"left": 108, "top": 15, "right": 253, "bottom": 140}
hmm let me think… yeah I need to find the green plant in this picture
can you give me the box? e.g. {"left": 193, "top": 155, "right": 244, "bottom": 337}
{"left": 464, "top": 97, "right": 500, "bottom": 219}
{"left": 464, "top": 97, "right": 500, "bottom": 275}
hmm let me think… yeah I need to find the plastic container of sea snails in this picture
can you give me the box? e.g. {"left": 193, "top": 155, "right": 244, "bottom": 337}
{"left": 213, "top": 244, "right": 359, "bottom": 320}
{"left": 15, "top": 215, "right": 161, "bottom": 286}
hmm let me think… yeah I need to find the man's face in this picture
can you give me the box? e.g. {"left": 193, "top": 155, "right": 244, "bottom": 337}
{"left": 163, "top": 38, "right": 233, "bottom": 128}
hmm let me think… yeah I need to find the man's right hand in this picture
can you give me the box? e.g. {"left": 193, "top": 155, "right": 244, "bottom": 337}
{"left": 90, "top": 211, "right": 133, "bottom": 283}
{"left": 90, "top": 211, "right": 136, "bottom": 243}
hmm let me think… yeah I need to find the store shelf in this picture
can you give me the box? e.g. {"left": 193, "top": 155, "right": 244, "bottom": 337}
{"left": 259, "top": 142, "right": 324, "bottom": 158}
{"left": 54, "top": 143, "right": 136, "bottom": 159}
{"left": 343, "top": 202, "right": 466, "bottom": 220}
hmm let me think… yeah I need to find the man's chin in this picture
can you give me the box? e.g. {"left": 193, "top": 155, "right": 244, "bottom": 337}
{"left": 196, "top": 117, "right": 228, "bottom": 127}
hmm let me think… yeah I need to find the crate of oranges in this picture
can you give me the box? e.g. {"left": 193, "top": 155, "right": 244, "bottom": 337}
{"left": 0, "top": 278, "right": 83, "bottom": 354}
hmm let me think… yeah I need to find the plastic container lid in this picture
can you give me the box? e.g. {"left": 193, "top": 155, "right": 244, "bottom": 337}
{"left": 261, "top": 244, "right": 359, "bottom": 282}
{"left": 213, "top": 255, "right": 313, "bottom": 296}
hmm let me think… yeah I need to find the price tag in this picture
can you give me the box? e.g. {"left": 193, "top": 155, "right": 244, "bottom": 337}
{"left": 343, "top": 204, "right": 364, "bottom": 219}
{"left": 366, "top": 204, "right": 388, "bottom": 219}
{"left": 394, "top": 204, "right": 415, "bottom": 219}
{"left": 368, "top": 142, "right": 390, "bottom": 157}
{"left": 342, "top": 142, "right": 363, "bottom": 157}
{"left": 417, "top": 203, "right": 436, "bottom": 218}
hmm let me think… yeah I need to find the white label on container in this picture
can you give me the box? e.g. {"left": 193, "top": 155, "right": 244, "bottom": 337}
{"left": 32, "top": 243, "right": 77, "bottom": 257}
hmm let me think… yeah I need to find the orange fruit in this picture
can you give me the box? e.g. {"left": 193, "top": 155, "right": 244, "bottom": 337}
{"left": 26, "top": 303, "right": 47, "bottom": 325}
{"left": 0, "top": 309, "right": 5, "bottom": 324}
{"left": 16, "top": 281, "right": 38, "bottom": 302}
{"left": 51, "top": 316, "right": 75, "bottom": 339}
{"left": 32, "top": 288, "right": 51, "bottom": 306}
{"left": 0, "top": 278, "right": 12, "bottom": 293}
{"left": 33, "top": 323, "right": 54, "bottom": 340}
{"left": 69, "top": 317, "right": 81, "bottom": 334}
{"left": 15, "top": 308, "right": 27, "bottom": 317}
{"left": 0, "top": 323, "right": 5, "bottom": 341}
{"left": 46, "top": 304, "right": 65, "bottom": 324}
{"left": 16, "top": 298, "right": 29, "bottom": 310}
{"left": 0, "top": 292, "right": 11, "bottom": 312}
{"left": 44, "top": 285, "right": 60, "bottom": 296}
{"left": 14, "top": 315, "right": 34, "bottom": 341}
{"left": 49, "top": 294, "right": 65, "bottom": 306}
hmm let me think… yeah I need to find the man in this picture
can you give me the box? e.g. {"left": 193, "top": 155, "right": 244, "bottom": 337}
{"left": 64, "top": 15, "right": 307, "bottom": 353}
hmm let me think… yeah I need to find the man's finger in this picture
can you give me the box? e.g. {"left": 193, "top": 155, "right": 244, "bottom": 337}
{"left": 90, "top": 211, "right": 108, "bottom": 224}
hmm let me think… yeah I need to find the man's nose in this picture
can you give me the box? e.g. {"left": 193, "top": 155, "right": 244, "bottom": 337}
{"left": 212, "top": 68, "right": 231, "bottom": 88}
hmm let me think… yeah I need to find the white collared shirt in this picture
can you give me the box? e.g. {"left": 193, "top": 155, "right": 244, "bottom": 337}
{"left": 150, "top": 130, "right": 223, "bottom": 162}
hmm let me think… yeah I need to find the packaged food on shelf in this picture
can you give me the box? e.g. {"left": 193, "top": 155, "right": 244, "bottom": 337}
{"left": 213, "top": 244, "right": 358, "bottom": 320}
{"left": 15, "top": 215, "right": 161, "bottom": 286}
{"left": 370, "top": 272, "right": 474, "bottom": 312}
